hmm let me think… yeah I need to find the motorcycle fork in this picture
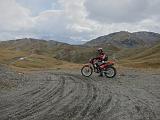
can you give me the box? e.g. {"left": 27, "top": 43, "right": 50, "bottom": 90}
{"left": 93, "top": 64, "right": 100, "bottom": 73}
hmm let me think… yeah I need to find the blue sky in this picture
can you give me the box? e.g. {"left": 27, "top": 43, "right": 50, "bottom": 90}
{"left": 0, "top": 0, "right": 160, "bottom": 44}
{"left": 17, "top": 0, "right": 60, "bottom": 16}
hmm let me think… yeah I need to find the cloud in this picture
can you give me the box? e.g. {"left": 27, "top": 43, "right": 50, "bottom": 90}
{"left": 29, "top": 0, "right": 96, "bottom": 44}
{"left": 34, "top": 10, "right": 68, "bottom": 33}
{"left": 0, "top": 0, "right": 34, "bottom": 31}
{"left": 0, "top": 0, "right": 160, "bottom": 44}
{"left": 84, "top": 0, "right": 160, "bottom": 23}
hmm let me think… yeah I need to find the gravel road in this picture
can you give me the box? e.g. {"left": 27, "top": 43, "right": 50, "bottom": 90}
{"left": 0, "top": 66, "right": 160, "bottom": 120}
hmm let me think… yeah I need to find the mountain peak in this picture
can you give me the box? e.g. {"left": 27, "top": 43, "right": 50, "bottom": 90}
{"left": 85, "top": 31, "right": 160, "bottom": 48}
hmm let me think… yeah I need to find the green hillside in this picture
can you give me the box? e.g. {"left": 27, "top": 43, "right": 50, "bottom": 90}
{"left": 0, "top": 38, "right": 119, "bottom": 65}
{"left": 0, "top": 31, "right": 160, "bottom": 69}
{"left": 120, "top": 43, "right": 160, "bottom": 68}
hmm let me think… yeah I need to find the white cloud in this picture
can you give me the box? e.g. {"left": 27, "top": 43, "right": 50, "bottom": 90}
{"left": 0, "top": 0, "right": 34, "bottom": 32}
{"left": 84, "top": 0, "right": 160, "bottom": 23}
{"left": 29, "top": 0, "right": 97, "bottom": 43}
{"left": 0, "top": 0, "right": 160, "bottom": 44}
{"left": 33, "top": 10, "right": 68, "bottom": 33}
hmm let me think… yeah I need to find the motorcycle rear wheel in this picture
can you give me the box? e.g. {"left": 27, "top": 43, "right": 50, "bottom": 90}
{"left": 81, "top": 66, "right": 93, "bottom": 77}
{"left": 104, "top": 66, "right": 116, "bottom": 78}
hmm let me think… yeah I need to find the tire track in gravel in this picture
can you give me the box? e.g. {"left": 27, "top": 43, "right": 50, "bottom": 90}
{"left": 41, "top": 75, "right": 101, "bottom": 120}
{"left": 0, "top": 73, "right": 112, "bottom": 120}
{"left": 0, "top": 75, "right": 62, "bottom": 119}
{"left": 0, "top": 70, "right": 159, "bottom": 120}
{"left": 97, "top": 74, "right": 158, "bottom": 120}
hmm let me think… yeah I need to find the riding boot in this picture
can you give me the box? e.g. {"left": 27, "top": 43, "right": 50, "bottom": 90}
{"left": 98, "top": 70, "right": 103, "bottom": 77}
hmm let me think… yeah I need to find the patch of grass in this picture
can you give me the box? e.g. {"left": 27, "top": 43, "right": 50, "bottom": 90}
{"left": 0, "top": 79, "right": 17, "bottom": 90}
{"left": 0, "top": 48, "right": 81, "bottom": 70}
{"left": 0, "top": 48, "right": 26, "bottom": 64}
{"left": 119, "top": 59, "right": 160, "bottom": 68}
{"left": 119, "top": 43, "right": 160, "bottom": 68}
{"left": 12, "top": 54, "right": 81, "bottom": 69}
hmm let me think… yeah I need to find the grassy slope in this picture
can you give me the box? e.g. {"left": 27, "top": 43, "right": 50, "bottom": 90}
{"left": 0, "top": 39, "right": 159, "bottom": 69}
{"left": 0, "top": 40, "right": 95, "bottom": 64}
{"left": 0, "top": 39, "right": 120, "bottom": 68}
{"left": 119, "top": 43, "right": 160, "bottom": 68}
{"left": 0, "top": 48, "right": 81, "bottom": 70}
{"left": 12, "top": 54, "right": 81, "bottom": 70}
{"left": 0, "top": 48, "right": 26, "bottom": 64}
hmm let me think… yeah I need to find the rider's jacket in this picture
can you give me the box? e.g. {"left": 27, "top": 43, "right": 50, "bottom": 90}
{"left": 95, "top": 52, "right": 107, "bottom": 62}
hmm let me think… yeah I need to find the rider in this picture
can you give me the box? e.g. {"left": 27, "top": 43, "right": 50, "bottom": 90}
{"left": 94, "top": 48, "right": 108, "bottom": 77}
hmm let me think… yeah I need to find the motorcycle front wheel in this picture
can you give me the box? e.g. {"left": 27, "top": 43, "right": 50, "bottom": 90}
{"left": 104, "top": 66, "right": 116, "bottom": 78}
{"left": 81, "top": 66, "right": 93, "bottom": 77}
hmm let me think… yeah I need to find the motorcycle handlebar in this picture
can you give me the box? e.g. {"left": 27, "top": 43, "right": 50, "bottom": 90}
{"left": 89, "top": 58, "right": 96, "bottom": 64}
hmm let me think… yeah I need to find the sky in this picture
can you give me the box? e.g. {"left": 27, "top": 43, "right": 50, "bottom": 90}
{"left": 0, "top": 0, "right": 160, "bottom": 44}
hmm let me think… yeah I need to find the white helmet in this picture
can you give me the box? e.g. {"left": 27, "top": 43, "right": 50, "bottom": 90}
{"left": 97, "top": 48, "right": 103, "bottom": 53}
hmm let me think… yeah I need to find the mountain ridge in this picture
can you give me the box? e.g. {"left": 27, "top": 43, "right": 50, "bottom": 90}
{"left": 85, "top": 31, "right": 160, "bottom": 48}
{"left": 0, "top": 31, "right": 160, "bottom": 68}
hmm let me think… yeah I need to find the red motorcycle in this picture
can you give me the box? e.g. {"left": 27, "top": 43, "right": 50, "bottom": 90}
{"left": 81, "top": 58, "right": 116, "bottom": 78}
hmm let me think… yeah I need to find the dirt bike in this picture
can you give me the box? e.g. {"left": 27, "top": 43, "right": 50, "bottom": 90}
{"left": 81, "top": 58, "right": 116, "bottom": 78}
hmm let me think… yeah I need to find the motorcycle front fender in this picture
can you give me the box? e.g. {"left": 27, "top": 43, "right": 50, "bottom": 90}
{"left": 83, "top": 63, "right": 93, "bottom": 68}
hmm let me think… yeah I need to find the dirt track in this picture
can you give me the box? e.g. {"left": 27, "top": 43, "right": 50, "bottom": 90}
{"left": 0, "top": 66, "right": 160, "bottom": 120}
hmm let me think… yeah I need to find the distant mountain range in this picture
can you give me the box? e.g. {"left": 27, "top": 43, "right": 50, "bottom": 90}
{"left": 85, "top": 31, "right": 160, "bottom": 48}
{"left": 0, "top": 38, "right": 68, "bottom": 51}
{"left": 0, "top": 31, "right": 160, "bottom": 68}
{"left": 0, "top": 38, "right": 96, "bottom": 68}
